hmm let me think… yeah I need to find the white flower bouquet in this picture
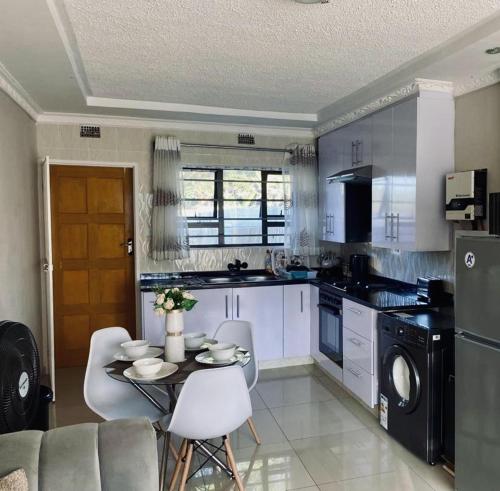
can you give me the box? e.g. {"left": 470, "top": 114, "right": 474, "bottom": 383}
{"left": 153, "top": 287, "right": 197, "bottom": 315}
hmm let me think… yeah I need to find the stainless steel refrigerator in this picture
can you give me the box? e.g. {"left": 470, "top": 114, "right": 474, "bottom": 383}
{"left": 455, "top": 236, "right": 500, "bottom": 490}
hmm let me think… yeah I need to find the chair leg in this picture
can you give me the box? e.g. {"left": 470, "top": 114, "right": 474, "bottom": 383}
{"left": 247, "top": 417, "right": 261, "bottom": 445}
{"left": 224, "top": 435, "right": 245, "bottom": 491}
{"left": 169, "top": 439, "right": 187, "bottom": 491}
{"left": 178, "top": 442, "right": 193, "bottom": 491}
{"left": 159, "top": 431, "right": 171, "bottom": 491}
{"left": 169, "top": 440, "right": 178, "bottom": 461}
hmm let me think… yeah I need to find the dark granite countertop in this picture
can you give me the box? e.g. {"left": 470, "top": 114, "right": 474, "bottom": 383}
{"left": 140, "top": 270, "right": 452, "bottom": 312}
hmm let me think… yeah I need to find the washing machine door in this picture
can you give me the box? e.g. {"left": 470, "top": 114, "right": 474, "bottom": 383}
{"left": 382, "top": 344, "right": 421, "bottom": 414}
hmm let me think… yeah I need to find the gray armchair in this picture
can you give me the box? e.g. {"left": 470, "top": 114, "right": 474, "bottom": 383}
{"left": 0, "top": 418, "right": 159, "bottom": 491}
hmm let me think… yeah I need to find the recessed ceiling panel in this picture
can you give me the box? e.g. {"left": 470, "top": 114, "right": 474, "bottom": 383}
{"left": 62, "top": 0, "right": 500, "bottom": 113}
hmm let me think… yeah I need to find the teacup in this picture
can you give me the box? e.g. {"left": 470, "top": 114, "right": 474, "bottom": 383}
{"left": 208, "top": 342, "right": 237, "bottom": 361}
{"left": 133, "top": 358, "right": 163, "bottom": 377}
{"left": 121, "top": 340, "right": 149, "bottom": 358}
{"left": 184, "top": 332, "right": 207, "bottom": 349}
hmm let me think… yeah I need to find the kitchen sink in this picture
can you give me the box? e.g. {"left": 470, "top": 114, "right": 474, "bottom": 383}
{"left": 201, "top": 274, "right": 278, "bottom": 284}
{"left": 237, "top": 275, "right": 278, "bottom": 282}
{"left": 202, "top": 276, "right": 244, "bottom": 284}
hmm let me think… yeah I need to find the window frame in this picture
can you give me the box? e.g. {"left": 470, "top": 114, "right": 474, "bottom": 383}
{"left": 182, "top": 167, "right": 285, "bottom": 248}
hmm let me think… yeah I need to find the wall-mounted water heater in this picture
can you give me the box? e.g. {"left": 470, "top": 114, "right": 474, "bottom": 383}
{"left": 445, "top": 169, "right": 487, "bottom": 221}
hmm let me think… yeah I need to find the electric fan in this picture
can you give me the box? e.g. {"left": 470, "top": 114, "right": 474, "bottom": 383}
{"left": 0, "top": 320, "right": 40, "bottom": 433}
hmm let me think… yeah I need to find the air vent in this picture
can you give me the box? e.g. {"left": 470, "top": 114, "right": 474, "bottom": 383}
{"left": 238, "top": 133, "right": 255, "bottom": 145}
{"left": 80, "top": 125, "right": 101, "bottom": 138}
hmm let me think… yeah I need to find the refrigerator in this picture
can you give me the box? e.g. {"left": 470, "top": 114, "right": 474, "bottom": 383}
{"left": 455, "top": 236, "right": 500, "bottom": 490}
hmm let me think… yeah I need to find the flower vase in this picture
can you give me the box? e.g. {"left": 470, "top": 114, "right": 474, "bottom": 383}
{"left": 164, "top": 309, "right": 185, "bottom": 363}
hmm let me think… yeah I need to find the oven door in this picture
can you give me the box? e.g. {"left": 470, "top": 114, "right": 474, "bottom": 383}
{"left": 318, "top": 303, "right": 343, "bottom": 367}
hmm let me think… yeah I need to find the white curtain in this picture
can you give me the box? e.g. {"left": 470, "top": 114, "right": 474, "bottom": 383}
{"left": 151, "top": 136, "right": 189, "bottom": 261}
{"left": 283, "top": 144, "right": 319, "bottom": 258}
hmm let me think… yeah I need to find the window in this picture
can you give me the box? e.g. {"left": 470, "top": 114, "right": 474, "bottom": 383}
{"left": 182, "top": 168, "right": 285, "bottom": 247}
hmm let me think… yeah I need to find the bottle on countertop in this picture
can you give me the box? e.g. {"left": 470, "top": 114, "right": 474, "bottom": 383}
{"left": 265, "top": 249, "right": 273, "bottom": 273}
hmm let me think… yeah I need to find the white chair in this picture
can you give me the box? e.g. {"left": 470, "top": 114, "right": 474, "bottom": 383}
{"left": 214, "top": 320, "right": 261, "bottom": 444}
{"left": 84, "top": 327, "right": 173, "bottom": 489}
{"left": 167, "top": 366, "right": 251, "bottom": 491}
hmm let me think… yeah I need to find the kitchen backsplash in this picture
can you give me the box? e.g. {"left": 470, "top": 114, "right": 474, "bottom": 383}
{"left": 322, "top": 242, "right": 455, "bottom": 292}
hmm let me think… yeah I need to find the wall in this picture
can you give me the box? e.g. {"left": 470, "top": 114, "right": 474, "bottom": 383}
{"left": 0, "top": 91, "right": 41, "bottom": 346}
{"left": 36, "top": 123, "right": 313, "bottom": 274}
{"left": 322, "top": 82, "right": 500, "bottom": 292}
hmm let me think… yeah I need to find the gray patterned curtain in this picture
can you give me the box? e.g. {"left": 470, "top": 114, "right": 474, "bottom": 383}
{"left": 151, "top": 136, "right": 189, "bottom": 261}
{"left": 283, "top": 144, "right": 319, "bottom": 257}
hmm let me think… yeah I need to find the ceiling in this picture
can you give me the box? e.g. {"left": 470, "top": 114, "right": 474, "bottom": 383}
{"left": 1, "top": 0, "right": 500, "bottom": 129}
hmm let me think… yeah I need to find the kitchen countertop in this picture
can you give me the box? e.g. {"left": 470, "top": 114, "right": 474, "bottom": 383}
{"left": 140, "top": 270, "right": 452, "bottom": 312}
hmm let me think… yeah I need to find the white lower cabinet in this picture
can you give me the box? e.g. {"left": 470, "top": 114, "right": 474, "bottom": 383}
{"left": 141, "top": 288, "right": 232, "bottom": 345}
{"left": 284, "top": 284, "right": 311, "bottom": 358}
{"left": 342, "top": 298, "right": 378, "bottom": 407}
{"left": 233, "top": 286, "right": 284, "bottom": 362}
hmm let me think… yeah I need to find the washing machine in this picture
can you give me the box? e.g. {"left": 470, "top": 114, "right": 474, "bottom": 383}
{"left": 378, "top": 310, "right": 454, "bottom": 464}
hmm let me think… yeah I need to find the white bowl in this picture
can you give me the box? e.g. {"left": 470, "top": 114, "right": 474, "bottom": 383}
{"left": 121, "top": 340, "right": 149, "bottom": 358}
{"left": 133, "top": 358, "right": 163, "bottom": 377}
{"left": 184, "top": 332, "right": 207, "bottom": 349}
{"left": 208, "top": 342, "right": 237, "bottom": 361}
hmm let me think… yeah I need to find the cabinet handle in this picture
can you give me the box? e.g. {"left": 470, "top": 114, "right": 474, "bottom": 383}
{"left": 390, "top": 214, "right": 395, "bottom": 241}
{"left": 384, "top": 214, "right": 391, "bottom": 240}
{"left": 345, "top": 306, "right": 362, "bottom": 316}
{"left": 326, "top": 214, "right": 330, "bottom": 234}
{"left": 331, "top": 213, "right": 334, "bottom": 235}
{"left": 349, "top": 337, "right": 363, "bottom": 347}
{"left": 351, "top": 141, "right": 356, "bottom": 166}
{"left": 357, "top": 140, "right": 363, "bottom": 164}
{"left": 236, "top": 294, "right": 240, "bottom": 318}
{"left": 225, "top": 294, "right": 229, "bottom": 318}
{"left": 347, "top": 367, "right": 362, "bottom": 378}
{"left": 300, "top": 291, "right": 303, "bottom": 313}
{"left": 393, "top": 213, "right": 399, "bottom": 240}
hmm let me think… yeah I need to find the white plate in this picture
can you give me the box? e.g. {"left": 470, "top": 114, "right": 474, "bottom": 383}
{"left": 123, "top": 362, "right": 178, "bottom": 381}
{"left": 113, "top": 347, "right": 164, "bottom": 362}
{"left": 195, "top": 351, "right": 245, "bottom": 366}
{"left": 185, "top": 338, "right": 217, "bottom": 352}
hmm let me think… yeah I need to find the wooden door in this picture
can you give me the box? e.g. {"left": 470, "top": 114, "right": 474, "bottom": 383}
{"left": 51, "top": 165, "right": 135, "bottom": 368}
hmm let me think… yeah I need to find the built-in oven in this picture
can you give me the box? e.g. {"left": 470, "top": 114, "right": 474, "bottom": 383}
{"left": 318, "top": 288, "right": 343, "bottom": 367}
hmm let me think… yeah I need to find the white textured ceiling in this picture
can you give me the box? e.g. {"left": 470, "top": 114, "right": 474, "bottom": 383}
{"left": 63, "top": 0, "right": 500, "bottom": 113}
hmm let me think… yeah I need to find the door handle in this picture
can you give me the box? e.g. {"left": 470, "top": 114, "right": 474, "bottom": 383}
{"left": 120, "top": 238, "right": 134, "bottom": 256}
{"left": 236, "top": 294, "right": 240, "bottom": 318}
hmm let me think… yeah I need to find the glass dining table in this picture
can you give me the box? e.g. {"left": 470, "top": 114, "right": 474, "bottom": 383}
{"left": 104, "top": 346, "right": 251, "bottom": 489}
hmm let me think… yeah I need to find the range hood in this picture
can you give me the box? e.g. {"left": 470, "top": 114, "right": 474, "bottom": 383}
{"left": 326, "top": 165, "right": 372, "bottom": 184}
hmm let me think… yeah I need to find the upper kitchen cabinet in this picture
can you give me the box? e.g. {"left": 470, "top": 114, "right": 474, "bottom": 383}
{"left": 349, "top": 117, "right": 373, "bottom": 167}
{"left": 371, "top": 92, "right": 453, "bottom": 251}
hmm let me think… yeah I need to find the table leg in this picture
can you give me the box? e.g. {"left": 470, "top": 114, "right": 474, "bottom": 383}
{"left": 128, "top": 380, "right": 170, "bottom": 415}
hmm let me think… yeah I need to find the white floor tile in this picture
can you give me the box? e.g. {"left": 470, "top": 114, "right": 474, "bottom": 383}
{"left": 250, "top": 389, "right": 268, "bottom": 410}
{"left": 191, "top": 442, "right": 316, "bottom": 491}
{"left": 230, "top": 409, "right": 288, "bottom": 449}
{"left": 291, "top": 428, "right": 406, "bottom": 484}
{"left": 257, "top": 376, "right": 335, "bottom": 408}
{"left": 270, "top": 399, "right": 366, "bottom": 441}
{"left": 318, "top": 467, "right": 434, "bottom": 491}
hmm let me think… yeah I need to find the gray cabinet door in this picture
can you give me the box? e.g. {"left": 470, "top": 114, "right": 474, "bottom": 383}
{"left": 456, "top": 334, "right": 500, "bottom": 490}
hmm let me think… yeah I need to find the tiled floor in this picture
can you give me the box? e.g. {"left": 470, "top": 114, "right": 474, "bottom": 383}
{"left": 52, "top": 364, "right": 454, "bottom": 491}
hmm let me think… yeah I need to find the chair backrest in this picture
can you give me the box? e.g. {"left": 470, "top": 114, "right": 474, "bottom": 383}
{"left": 83, "top": 327, "right": 138, "bottom": 418}
{"left": 168, "top": 366, "right": 252, "bottom": 440}
{"left": 214, "top": 320, "right": 258, "bottom": 391}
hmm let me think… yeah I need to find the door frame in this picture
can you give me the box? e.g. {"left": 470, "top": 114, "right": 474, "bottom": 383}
{"left": 41, "top": 158, "right": 140, "bottom": 394}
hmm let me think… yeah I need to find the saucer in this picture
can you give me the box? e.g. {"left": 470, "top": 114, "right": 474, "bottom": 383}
{"left": 113, "top": 347, "right": 164, "bottom": 362}
{"left": 185, "top": 338, "right": 217, "bottom": 352}
{"left": 195, "top": 351, "right": 245, "bottom": 366}
{"left": 123, "top": 362, "right": 178, "bottom": 381}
